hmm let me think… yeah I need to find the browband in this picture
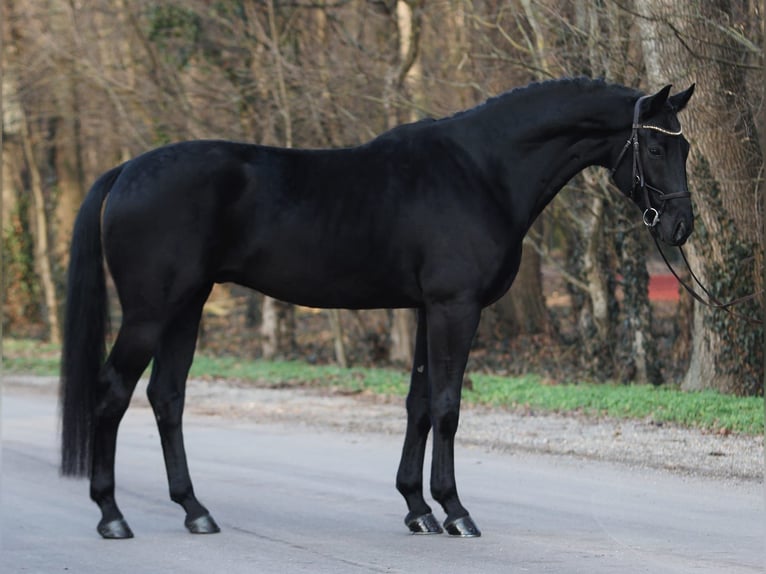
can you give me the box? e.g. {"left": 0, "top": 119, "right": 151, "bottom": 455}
{"left": 634, "top": 124, "right": 683, "bottom": 136}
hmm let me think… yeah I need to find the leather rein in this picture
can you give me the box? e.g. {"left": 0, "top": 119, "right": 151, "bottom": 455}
{"left": 611, "top": 95, "right": 762, "bottom": 325}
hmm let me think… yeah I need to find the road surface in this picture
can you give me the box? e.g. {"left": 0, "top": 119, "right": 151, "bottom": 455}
{"left": 3, "top": 385, "right": 763, "bottom": 573}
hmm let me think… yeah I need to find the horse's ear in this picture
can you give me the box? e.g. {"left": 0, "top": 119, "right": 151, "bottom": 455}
{"left": 639, "top": 85, "right": 673, "bottom": 119}
{"left": 668, "top": 84, "right": 695, "bottom": 112}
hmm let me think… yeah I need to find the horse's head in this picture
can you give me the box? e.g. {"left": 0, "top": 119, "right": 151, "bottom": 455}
{"left": 611, "top": 84, "right": 695, "bottom": 246}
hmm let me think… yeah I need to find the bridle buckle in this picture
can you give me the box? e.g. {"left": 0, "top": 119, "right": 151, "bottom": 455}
{"left": 643, "top": 207, "right": 660, "bottom": 228}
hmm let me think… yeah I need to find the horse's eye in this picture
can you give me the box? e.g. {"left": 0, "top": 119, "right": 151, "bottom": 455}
{"left": 648, "top": 146, "right": 663, "bottom": 157}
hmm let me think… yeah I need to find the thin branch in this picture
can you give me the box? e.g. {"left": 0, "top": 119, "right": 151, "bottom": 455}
{"left": 612, "top": 0, "right": 762, "bottom": 70}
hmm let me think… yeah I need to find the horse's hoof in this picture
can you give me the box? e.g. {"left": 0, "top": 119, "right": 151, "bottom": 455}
{"left": 97, "top": 518, "right": 134, "bottom": 539}
{"left": 405, "top": 512, "right": 443, "bottom": 534}
{"left": 444, "top": 515, "right": 481, "bottom": 537}
{"left": 185, "top": 513, "right": 221, "bottom": 534}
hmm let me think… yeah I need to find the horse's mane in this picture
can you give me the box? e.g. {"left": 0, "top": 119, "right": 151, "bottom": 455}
{"left": 448, "top": 77, "right": 640, "bottom": 121}
{"left": 516, "top": 76, "right": 637, "bottom": 99}
{"left": 373, "top": 77, "right": 641, "bottom": 143}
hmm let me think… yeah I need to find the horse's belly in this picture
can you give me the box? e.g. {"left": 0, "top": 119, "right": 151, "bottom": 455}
{"left": 219, "top": 252, "right": 421, "bottom": 310}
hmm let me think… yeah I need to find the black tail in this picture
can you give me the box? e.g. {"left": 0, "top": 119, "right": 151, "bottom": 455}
{"left": 60, "top": 165, "right": 123, "bottom": 477}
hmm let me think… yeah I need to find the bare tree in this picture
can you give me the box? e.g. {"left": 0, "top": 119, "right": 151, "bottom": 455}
{"left": 382, "top": 0, "right": 425, "bottom": 365}
{"left": 258, "top": 0, "right": 298, "bottom": 359}
{"left": 4, "top": 0, "right": 61, "bottom": 343}
{"left": 5, "top": 0, "right": 760, "bottom": 393}
{"left": 635, "top": 0, "right": 763, "bottom": 394}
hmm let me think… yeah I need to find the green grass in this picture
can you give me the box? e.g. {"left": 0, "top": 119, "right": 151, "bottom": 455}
{"left": 464, "top": 374, "right": 764, "bottom": 435}
{"left": 2, "top": 339, "right": 61, "bottom": 375}
{"left": 4, "top": 338, "right": 763, "bottom": 435}
{"left": 188, "top": 354, "right": 411, "bottom": 396}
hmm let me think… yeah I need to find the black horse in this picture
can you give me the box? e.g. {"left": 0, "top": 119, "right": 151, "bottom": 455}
{"left": 60, "top": 78, "right": 695, "bottom": 539}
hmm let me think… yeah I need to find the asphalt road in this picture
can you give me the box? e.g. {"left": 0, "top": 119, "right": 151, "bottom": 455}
{"left": 3, "top": 387, "right": 763, "bottom": 574}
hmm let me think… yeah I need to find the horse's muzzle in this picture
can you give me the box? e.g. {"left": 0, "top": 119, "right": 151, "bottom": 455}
{"left": 672, "top": 219, "right": 692, "bottom": 246}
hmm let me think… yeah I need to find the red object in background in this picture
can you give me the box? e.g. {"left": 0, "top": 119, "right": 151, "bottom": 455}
{"left": 649, "top": 274, "right": 680, "bottom": 302}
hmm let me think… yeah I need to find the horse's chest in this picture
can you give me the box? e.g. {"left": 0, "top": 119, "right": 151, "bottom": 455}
{"left": 480, "top": 243, "right": 523, "bottom": 306}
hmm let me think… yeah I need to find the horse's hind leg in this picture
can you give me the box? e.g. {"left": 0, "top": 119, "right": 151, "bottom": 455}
{"left": 396, "top": 310, "right": 442, "bottom": 534}
{"left": 146, "top": 288, "right": 219, "bottom": 534}
{"left": 91, "top": 318, "right": 160, "bottom": 539}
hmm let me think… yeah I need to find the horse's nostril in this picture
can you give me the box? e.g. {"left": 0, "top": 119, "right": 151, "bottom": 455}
{"left": 673, "top": 221, "right": 687, "bottom": 244}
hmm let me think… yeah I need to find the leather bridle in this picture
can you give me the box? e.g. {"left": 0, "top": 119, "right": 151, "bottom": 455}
{"left": 610, "top": 95, "right": 690, "bottom": 228}
{"left": 611, "top": 95, "right": 762, "bottom": 324}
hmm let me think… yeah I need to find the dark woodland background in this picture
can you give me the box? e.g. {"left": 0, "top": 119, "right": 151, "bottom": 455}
{"left": 2, "top": 1, "right": 763, "bottom": 394}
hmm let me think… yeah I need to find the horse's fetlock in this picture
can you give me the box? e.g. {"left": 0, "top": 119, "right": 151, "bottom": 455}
{"left": 430, "top": 482, "right": 457, "bottom": 505}
{"left": 396, "top": 476, "right": 422, "bottom": 497}
{"left": 170, "top": 486, "right": 194, "bottom": 505}
{"left": 90, "top": 480, "right": 114, "bottom": 504}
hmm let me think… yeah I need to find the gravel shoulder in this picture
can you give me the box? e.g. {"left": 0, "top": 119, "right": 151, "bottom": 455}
{"left": 6, "top": 374, "right": 763, "bottom": 483}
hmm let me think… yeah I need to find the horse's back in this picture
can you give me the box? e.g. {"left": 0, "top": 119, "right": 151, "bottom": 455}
{"left": 99, "top": 140, "right": 422, "bottom": 308}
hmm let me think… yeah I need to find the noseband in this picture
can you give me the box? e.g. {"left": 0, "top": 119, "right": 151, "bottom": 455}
{"left": 610, "top": 95, "right": 690, "bottom": 228}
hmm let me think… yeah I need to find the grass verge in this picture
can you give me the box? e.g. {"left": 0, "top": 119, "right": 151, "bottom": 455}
{"left": 4, "top": 339, "right": 763, "bottom": 435}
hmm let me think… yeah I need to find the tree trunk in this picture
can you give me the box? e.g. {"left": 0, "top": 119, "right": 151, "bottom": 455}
{"left": 4, "top": 5, "right": 61, "bottom": 343}
{"left": 328, "top": 309, "right": 348, "bottom": 368}
{"left": 2, "top": 70, "right": 20, "bottom": 232}
{"left": 756, "top": 5, "right": 766, "bottom": 316}
{"left": 315, "top": 3, "right": 348, "bottom": 366}
{"left": 51, "top": 100, "right": 86, "bottom": 268}
{"left": 389, "top": 308, "right": 416, "bottom": 364}
{"left": 19, "top": 101, "right": 61, "bottom": 344}
{"left": 577, "top": 192, "right": 616, "bottom": 378}
{"left": 260, "top": 0, "right": 296, "bottom": 360}
{"left": 48, "top": 0, "right": 87, "bottom": 267}
{"left": 2, "top": 54, "right": 37, "bottom": 333}
{"left": 1, "top": 8, "right": 5, "bottom": 354}
{"left": 479, "top": 0, "right": 555, "bottom": 342}
{"left": 616, "top": 223, "right": 662, "bottom": 385}
{"left": 385, "top": 0, "right": 425, "bottom": 365}
{"left": 636, "top": 0, "right": 763, "bottom": 394}
{"left": 260, "top": 297, "right": 295, "bottom": 360}
{"left": 590, "top": 0, "right": 662, "bottom": 385}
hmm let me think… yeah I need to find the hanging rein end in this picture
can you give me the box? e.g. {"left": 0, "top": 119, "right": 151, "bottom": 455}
{"left": 652, "top": 236, "right": 764, "bottom": 326}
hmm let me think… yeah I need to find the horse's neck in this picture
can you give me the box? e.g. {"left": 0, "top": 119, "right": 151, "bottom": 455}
{"left": 500, "top": 90, "right": 625, "bottom": 164}
{"left": 455, "top": 91, "right": 628, "bottom": 226}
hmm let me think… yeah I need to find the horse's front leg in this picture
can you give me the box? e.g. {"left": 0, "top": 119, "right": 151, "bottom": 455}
{"left": 425, "top": 298, "right": 482, "bottom": 537}
{"left": 396, "top": 310, "right": 443, "bottom": 534}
